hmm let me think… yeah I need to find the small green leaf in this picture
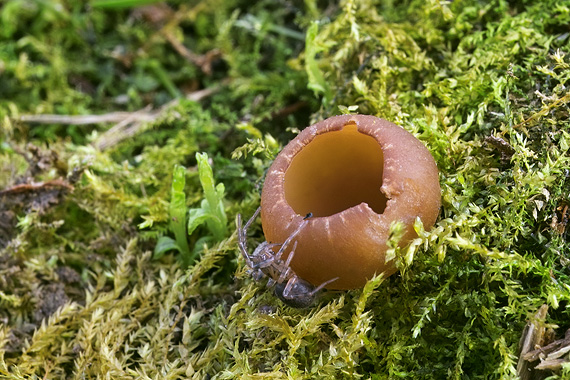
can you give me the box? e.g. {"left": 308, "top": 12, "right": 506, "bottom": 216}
{"left": 352, "top": 76, "right": 368, "bottom": 96}
{"left": 91, "top": 0, "right": 161, "bottom": 9}
{"left": 236, "top": 122, "right": 263, "bottom": 139}
{"left": 338, "top": 105, "right": 359, "bottom": 114}
{"left": 195, "top": 153, "right": 228, "bottom": 241}
{"left": 305, "top": 21, "right": 331, "bottom": 103}
{"left": 153, "top": 236, "right": 180, "bottom": 260}
{"left": 187, "top": 208, "right": 215, "bottom": 236}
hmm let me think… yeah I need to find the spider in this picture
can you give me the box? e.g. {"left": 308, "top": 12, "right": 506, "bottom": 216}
{"left": 237, "top": 206, "right": 338, "bottom": 308}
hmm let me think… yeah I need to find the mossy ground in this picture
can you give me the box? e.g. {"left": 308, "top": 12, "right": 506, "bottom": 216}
{"left": 1, "top": 0, "right": 570, "bottom": 378}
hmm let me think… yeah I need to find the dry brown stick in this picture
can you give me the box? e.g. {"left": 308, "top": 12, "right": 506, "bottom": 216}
{"left": 513, "top": 90, "right": 570, "bottom": 129}
{"left": 162, "top": 30, "right": 221, "bottom": 75}
{"left": 517, "top": 304, "right": 549, "bottom": 380}
{"left": 0, "top": 179, "right": 73, "bottom": 196}
{"left": 18, "top": 86, "right": 221, "bottom": 127}
{"left": 524, "top": 332, "right": 570, "bottom": 362}
{"left": 18, "top": 84, "right": 225, "bottom": 151}
{"left": 535, "top": 358, "right": 568, "bottom": 371}
{"left": 93, "top": 106, "right": 153, "bottom": 150}
{"left": 18, "top": 113, "right": 155, "bottom": 125}
{"left": 94, "top": 84, "right": 224, "bottom": 150}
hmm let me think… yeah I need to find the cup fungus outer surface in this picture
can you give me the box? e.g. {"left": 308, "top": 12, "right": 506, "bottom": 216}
{"left": 260, "top": 114, "right": 441, "bottom": 290}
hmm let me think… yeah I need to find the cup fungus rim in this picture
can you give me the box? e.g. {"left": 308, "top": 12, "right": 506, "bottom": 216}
{"left": 260, "top": 114, "right": 441, "bottom": 290}
{"left": 263, "top": 113, "right": 434, "bottom": 222}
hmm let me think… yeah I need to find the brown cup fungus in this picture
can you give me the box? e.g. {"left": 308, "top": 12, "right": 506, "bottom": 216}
{"left": 260, "top": 114, "right": 441, "bottom": 290}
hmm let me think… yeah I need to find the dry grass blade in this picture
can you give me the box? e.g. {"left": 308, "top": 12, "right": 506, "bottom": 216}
{"left": 517, "top": 304, "right": 549, "bottom": 380}
{"left": 18, "top": 113, "right": 154, "bottom": 125}
{"left": 17, "top": 85, "right": 224, "bottom": 151}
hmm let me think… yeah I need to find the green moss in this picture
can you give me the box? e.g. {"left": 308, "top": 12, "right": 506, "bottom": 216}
{"left": 1, "top": 0, "right": 570, "bottom": 378}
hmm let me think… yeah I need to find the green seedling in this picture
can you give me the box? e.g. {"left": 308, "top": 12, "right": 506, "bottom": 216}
{"left": 154, "top": 153, "right": 227, "bottom": 267}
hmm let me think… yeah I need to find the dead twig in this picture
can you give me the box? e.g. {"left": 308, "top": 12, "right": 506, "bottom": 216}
{"left": 517, "top": 304, "right": 570, "bottom": 378}
{"left": 94, "top": 85, "right": 223, "bottom": 150}
{"left": 18, "top": 113, "right": 154, "bottom": 125}
{"left": 94, "top": 106, "right": 154, "bottom": 151}
{"left": 517, "top": 304, "right": 550, "bottom": 380}
{"left": 550, "top": 203, "right": 569, "bottom": 235}
{"left": 513, "top": 90, "right": 570, "bottom": 129}
{"left": 524, "top": 330, "right": 570, "bottom": 362}
{"left": 484, "top": 135, "right": 515, "bottom": 162}
{"left": 0, "top": 179, "right": 73, "bottom": 196}
{"left": 162, "top": 30, "right": 221, "bottom": 75}
{"left": 18, "top": 84, "right": 225, "bottom": 151}
{"left": 134, "top": 2, "right": 221, "bottom": 75}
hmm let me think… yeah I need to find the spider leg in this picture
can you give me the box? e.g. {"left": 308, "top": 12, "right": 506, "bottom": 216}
{"left": 237, "top": 213, "right": 244, "bottom": 243}
{"left": 237, "top": 207, "right": 264, "bottom": 268}
{"left": 251, "top": 269, "right": 265, "bottom": 281}
{"left": 308, "top": 276, "right": 340, "bottom": 296}
{"left": 281, "top": 276, "right": 299, "bottom": 299}
{"left": 283, "top": 241, "right": 297, "bottom": 268}
{"left": 236, "top": 213, "right": 252, "bottom": 263}
{"left": 237, "top": 206, "right": 261, "bottom": 248}
{"left": 250, "top": 243, "right": 280, "bottom": 270}
{"left": 243, "top": 206, "right": 262, "bottom": 231}
{"left": 274, "top": 218, "right": 309, "bottom": 261}
{"left": 277, "top": 241, "right": 297, "bottom": 283}
{"left": 238, "top": 248, "right": 255, "bottom": 268}
{"left": 237, "top": 206, "right": 261, "bottom": 242}
{"left": 237, "top": 236, "right": 256, "bottom": 268}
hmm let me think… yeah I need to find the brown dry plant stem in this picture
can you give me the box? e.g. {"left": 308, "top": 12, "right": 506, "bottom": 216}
{"left": 162, "top": 31, "right": 221, "bottom": 75}
{"left": 513, "top": 91, "right": 570, "bottom": 129}
{"left": 18, "top": 85, "right": 224, "bottom": 151}
{"left": 518, "top": 304, "right": 550, "bottom": 380}
{"left": 517, "top": 305, "right": 570, "bottom": 379}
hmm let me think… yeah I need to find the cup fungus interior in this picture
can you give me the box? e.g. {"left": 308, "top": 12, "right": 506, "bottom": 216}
{"left": 284, "top": 123, "right": 387, "bottom": 217}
